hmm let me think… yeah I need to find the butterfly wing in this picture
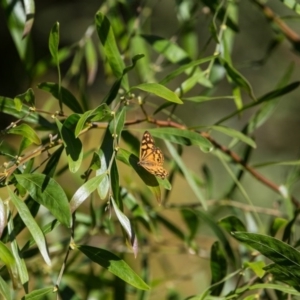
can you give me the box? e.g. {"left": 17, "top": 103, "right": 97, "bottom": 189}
{"left": 138, "top": 131, "right": 168, "bottom": 179}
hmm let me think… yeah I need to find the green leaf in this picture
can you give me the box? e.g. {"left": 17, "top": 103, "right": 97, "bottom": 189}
{"left": 0, "top": 276, "right": 11, "bottom": 300}
{"left": 221, "top": 59, "right": 255, "bottom": 100}
{"left": 244, "top": 261, "right": 266, "bottom": 278}
{"left": 75, "top": 104, "right": 111, "bottom": 137}
{"left": 180, "top": 209, "right": 199, "bottom": 243}
{"left": 270, "top": 218, "right": 288, "bottom": 237}
{"left": 111, "top": 197, "right": 138, "bottom": 257}
{"left": 70, "top": 174, "right": 106, "bottom": 213}
{"left": 157, "top": 214, "right": 185, "bottom": 241}
{"left": 182, "top": 95, "right": 234, "bottom": 103}
{"left": 49, "top": 22, "right": 59, "bottom": 64}
{"left": 109, "top": 107, "right": 126, "bottom": 139}
{"left": 207, "top": 125, "right": 256, "bottom": 148}
{"left": 230, "top": 283, "right": 300, "bottom": 298}
{"left": 232, "top": 232, "right": 300, "bottom": 268}
{"left": 280, "top": 0, "right": 300, "bottom": 15}
{"left": 197, "top": 210, "right": 235, "bottom": 263}
{"left": 24, "top": 287, "right": 54, "bottom": 300}
{"left": 216, "top": 81, "right": 300, "bottom": 124}
{"left": 0, "top": 240, "right": 15, "bottom": 266}
{"left": 22, "top": 0, "right": 35, "bottom": 38}
{"left": 95, "top": 12, "right": 128, "bottom": 89}
{"left": 14, "top": 88, "right": 35, "bottom": 109}
{"left": 85, "top": 37, "right": 98, "bottom": 85}
{"left": 15, "top": 174, "right": 71, "bottom": 228}
{"left": 38, "top": 82, "right": 83, "bottom": 113}
{"left": 123, "top": 54, "right": 145, "bottom": 75}
{"left": 219, "top": 216, "right": 247, "bottom": 233}
{"left": 0, "top": 97, "right": 53, "bottom": 128}
{"left": 0, "top": 199, "right": 6, "bottom": 238}
{"left": 2, "top": 0, "right": 29, "bottom": 62}
{"left": 9, "top": 229, "right": 28, "bottom": 285}
{"left": 7, "top": 188, "right": 51, "bottom": 266}
{"left": 159, "top": 55, "right": 217, "bottom": 85}
{"left": 142, "top": 34, "right": 189, "bottom": 63}
{"left": 147, "top": 128, "right": 213, "bottom": 151}
{"left": 165, "top": 141, "right": 207, "bottom": 209}
{"left": 210, "top": 241, "right": 227, "bottom": 296}
{"left": 78, "top": 245, "right": 150, "bottom": 290}
{"left": 131, "top": 83, "right": 183, "bottom": 104}
{"left": 8, "top": 124, "right": 41, "bottom": 145}
{"left": 56, "top": 116, "right": 83, "bottom": 173}
{"left": 96, "top": 150, "right": 109, "bottom": 200}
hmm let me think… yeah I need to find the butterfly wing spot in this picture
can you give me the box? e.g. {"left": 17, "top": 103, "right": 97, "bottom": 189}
{"left": 138, "top": 131, "right": 168, "bottom": 179}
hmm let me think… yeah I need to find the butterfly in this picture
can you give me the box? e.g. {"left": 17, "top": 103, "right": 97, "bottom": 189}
{"left": 138, "top": 131, "right": 168, "bottom": 179}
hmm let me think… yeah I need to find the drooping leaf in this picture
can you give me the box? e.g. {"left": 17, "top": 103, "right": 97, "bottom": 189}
{"left": 85, "top": 37, "right": 98, "bottom": 85}
{"left": 77, "top": 245, "right": 150, "bottom": 290}
{"left": 7, "top": 188, "right": 51, "bottom": 266}
{"left": 49, "top": 22, "right": 59, "bottom": 64}
{"left": 210, "top": 241, "right": 227, "bottom": 296}
{"left": 96, "top": 150, "right": 109, "bottom": 200}
{"left": 22, "top": 0, "right": 35, "bottom": 38}
{"left": 70, "top": 174, "right": 106, "bottom": 213}
{"left": 111, "top": 197, "right": 138, "bottom": 257}
{"left": 165, "top": 141, "right": 207, "bottom": 209}
{"left": 7, "top": 124, "right": 41, "bottom": 145}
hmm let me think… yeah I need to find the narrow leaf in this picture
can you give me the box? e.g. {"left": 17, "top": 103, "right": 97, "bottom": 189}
{"left": 70, "top": 174, "right": 106, "bottom": 213}
{"left": 95, "top": 12, "right": 128, "bottom": 89}
{"left": 165, "top": 141, "right": 207, "bottom": 209}
{"left": 131, "top": 83, "right": 183, "bottom": 104}
{"left": 0, "top": 276, "right": 11, "bottom": 300}
{"left": 78, "top": 245, "right": 150, "bottom": 290}
{"left": 22, "top": 0, "right": 35, "bottom": 38}
{"left": 7, "top": 188, "right": 51, "bottom": 266}
{"left": 49, "top": 22, "right": 59, "bottom": 64}
{"left": 24, "top": 287, "right": 54, "bottom": 300}
{"left": 208, "top": 125, "right": 256, "bottom": 148}
{"left": 8, "top": 124, "right": 41, "bottom": 145}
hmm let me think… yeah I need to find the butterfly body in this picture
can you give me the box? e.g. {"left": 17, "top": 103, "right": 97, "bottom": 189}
{"left": 138, "top": 131, "right": 168, "bottom": 179}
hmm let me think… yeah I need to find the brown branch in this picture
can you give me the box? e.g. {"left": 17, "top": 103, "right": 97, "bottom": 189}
{"left": 252, "top": 0, "right": 300, "bottom": 47}
{"left": 124, "top": 117, "right": 300, "bottom": 209}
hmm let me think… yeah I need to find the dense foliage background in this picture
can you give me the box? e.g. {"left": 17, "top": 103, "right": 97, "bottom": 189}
{"left": 1, "top": 0, "right": 300, "bottom": 299}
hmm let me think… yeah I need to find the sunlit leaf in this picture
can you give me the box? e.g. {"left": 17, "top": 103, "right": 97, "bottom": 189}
{"left": 15, "top": 174, "right": 71, "bottom": 228}
{"left": 7, "top": 188, "right": 51, "bottom": 266}
{"left": 70, "top": 174, "right": 106, "bottom": 213}
{"left": 8, "top": 124, "right": 41, "bottom": 145}
{"left": 131, "top": 83, "right": 183, "bottom": 104}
